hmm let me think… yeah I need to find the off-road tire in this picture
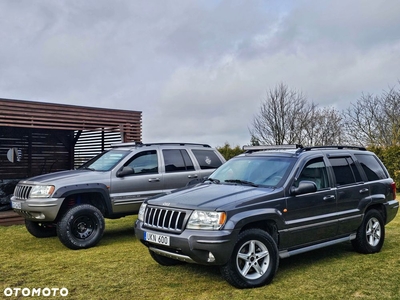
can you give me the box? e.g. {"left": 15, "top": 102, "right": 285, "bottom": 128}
{"left": 220, "top": 228, "right": 279, "bottom": 289}
{"left": 149, "top": 250, "right": 184, "bottom": 266}
{"left": 57, "top": 204, "right": 105, "bottom": 250}
{"left": 351, "top": 209, "right": 385, "bottom": 254}
{"left": 25, "top": 219, "right": 57, "bottom": 238}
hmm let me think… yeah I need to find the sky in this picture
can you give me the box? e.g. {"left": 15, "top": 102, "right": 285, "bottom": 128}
{"left": 1, "top": 0, "right": 400, "bottom": 148}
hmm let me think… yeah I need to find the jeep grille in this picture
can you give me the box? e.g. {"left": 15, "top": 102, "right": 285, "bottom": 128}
{"left": 13, "top": 185, "right": 32, "bottom": 200}
{"left": 144, "top": 206, "right": 187, "bottom": 233}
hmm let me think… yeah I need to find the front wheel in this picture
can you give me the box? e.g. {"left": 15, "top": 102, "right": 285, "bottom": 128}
{"left": 25, "top": 220, "right": 57, "bottom": 238}
{"left": 351, "top": 209, "right": 385, "bottom": 254}
{"left": 220, "top": 228, "right": 279, "bottom": 289}
{"left": 57, "top": 204, "right": 105, "bottom": 250}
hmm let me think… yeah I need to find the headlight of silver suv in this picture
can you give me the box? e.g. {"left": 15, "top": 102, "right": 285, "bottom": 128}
{"left": 30, "top": 185, "right": 55, "bottom": 198}
{"left": 138, "top": 203, "right": 147, "bottom": 221}
{"left": 187, "top": 210, "right": 226, "bottom": 230}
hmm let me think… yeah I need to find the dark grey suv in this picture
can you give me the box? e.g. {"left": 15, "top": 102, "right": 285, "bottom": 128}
{"left": 135, "top": 145, "right": 399, "bottom": 288}
{"left": 11, "top": 142, "right": 225, "bottom": 250}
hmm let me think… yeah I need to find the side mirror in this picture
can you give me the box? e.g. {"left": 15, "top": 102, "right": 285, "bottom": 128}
{"left": 117, "top": 166, "right": 135, "bottom": 177}
{"left": 290, "top": 181, "right": 317, "bottom": 196}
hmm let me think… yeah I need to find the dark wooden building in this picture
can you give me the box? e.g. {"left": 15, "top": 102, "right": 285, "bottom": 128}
{"left": 0, "top": 98, "right": 142, "bottom": 205}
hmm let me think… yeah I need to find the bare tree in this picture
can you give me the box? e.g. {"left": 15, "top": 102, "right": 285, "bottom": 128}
{"left": 250, "top": 83, "right": 347, "bottom": 146}
{"left": 303, "top": 107, "right": 348, "bottom": 146}
{"left": 250, "top": 83, "right": 314, "bottom": 145}
{"left": 344, "top": 84, "right": 400, "bottom": 147}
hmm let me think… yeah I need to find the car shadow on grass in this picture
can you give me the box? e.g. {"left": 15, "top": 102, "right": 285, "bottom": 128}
{"left": 101, "top": 226, "right": 136, "bottom": 244}
{"left": 277, "top": 241, "right": 356, "bottom": 273}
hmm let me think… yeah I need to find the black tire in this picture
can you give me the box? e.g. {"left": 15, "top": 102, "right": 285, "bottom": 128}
{"left": 25, "top": 219, "right": 57, "bottom": 238}
{"left": 351, "top": 209, "right": 385, "bottom": 254}
{"left": 220, "top": 228, "right": 279, "bottom": 289}
{"left": 57, "top": 204, "right": 105, "bottom": 250}
{"left": 149, "top": 250, "right": 184, "bottom": 266}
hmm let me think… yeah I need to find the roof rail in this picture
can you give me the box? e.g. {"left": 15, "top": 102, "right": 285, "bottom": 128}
{"left": 139, "top": 143, "right": 211, "bottom": 148}
{"left": 296, "top": 145, "right": 367, "bottom": 154}
{"left": 111, "top": 142, "right": 211, "bottom": 148}
{"left": 111, "top": 142, "right": 142, "bottom": 148}
{"left": 243, "top": 144, "right": 303, "bottom": 153}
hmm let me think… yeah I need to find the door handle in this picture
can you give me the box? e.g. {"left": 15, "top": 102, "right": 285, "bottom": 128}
{"left": 188, "top": 175, "right": 198, "bottom": 179}
{"left": 323, "top": 195, "right": 335, "bottom": 201}
{"left": 148, "top": 178, "right": 160, "bottom": 182}
{"left": 359, "top": 188, "right": 369, "bottom": 194}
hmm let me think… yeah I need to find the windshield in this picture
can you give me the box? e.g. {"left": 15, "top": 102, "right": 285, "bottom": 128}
{"left": 78, "top": 150, "right": 130, "bottom": 171}
{"left": 209, "top": 156, "right": 295, "bottom": 187}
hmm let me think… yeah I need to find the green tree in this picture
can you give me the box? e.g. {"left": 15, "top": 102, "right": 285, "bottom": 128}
{"left": 216, "top": 143, "right": 244, "bottom": 161}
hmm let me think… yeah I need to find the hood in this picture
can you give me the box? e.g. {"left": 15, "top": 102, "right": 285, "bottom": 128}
{"left": 19, "top": 170, "right": 110, "bottom": 186}
{"left": 147, "top": 183, "right": 278, "bottom": 211}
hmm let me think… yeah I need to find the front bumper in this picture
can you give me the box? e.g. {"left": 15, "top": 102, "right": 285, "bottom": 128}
{"left": 10, "top": 196, "right": 64, "bottom": 222}
{"left": 134, "top": 219, "right": 239, "bottom": 265}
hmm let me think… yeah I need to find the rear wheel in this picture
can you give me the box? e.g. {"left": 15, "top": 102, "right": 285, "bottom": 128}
{"left": 351, "top": 209, "right": 385, "bottom": 254}
{"left": 25, "top": 220, "right": 57, "bottom": 238}
{"left": 57, "top": 204, "right": 105, "bottom": 250}
{"left": 220, "top": 228, "right": 279, "bottom": 288}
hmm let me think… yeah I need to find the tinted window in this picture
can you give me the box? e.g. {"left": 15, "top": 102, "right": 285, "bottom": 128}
{"left": 355, "top": 154, "right": 388, "bottom": 181}
{"left": 192, "top": 150, "right": 223, "bottom": 169}
{"left": 126, "top": 150, "right": 158, "bottom": 174}
{"left": 329, "top": 156, "right": 362, "bottom": 186}
{"left": 163, "top": 149, "right": 195, "bottom": 172}
{"left": 296, "top": 158, "right": 329, "bottom": 190}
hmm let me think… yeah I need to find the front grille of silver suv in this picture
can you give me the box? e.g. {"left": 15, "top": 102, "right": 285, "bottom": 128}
{"left": 13, "top": 185, "right": 32, "bottom": 200}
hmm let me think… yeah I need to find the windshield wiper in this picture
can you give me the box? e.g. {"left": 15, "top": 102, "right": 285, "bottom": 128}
{"left": 80, "top": 166, "right": 95, "bottom": 171}
{"left": 224, "top": 179, "right": 258, "bottom": 187}
{"left": 207, "top": 177, "right": 220, "bottom": 184}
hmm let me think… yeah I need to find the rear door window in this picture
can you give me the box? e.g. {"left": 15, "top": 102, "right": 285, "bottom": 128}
{"left": 162, "top": 149, "right": 195, "bottom": 172}
{"left": 329, "top": 156, "right": 362, "bottom": 186}
{"left": 191, "top": 150, "right": 223, "bottom": 169}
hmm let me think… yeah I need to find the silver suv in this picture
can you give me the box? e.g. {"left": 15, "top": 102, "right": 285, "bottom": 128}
{"left": 11, "top": 142, "right": 225, "bottom": 250}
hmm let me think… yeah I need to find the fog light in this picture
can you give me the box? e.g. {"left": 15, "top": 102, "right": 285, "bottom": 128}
{"left": 207, "top": 252, "right": 215, "bottom": 263}
{"left": 33, "top": 213, "right": 45, "bottom": 220}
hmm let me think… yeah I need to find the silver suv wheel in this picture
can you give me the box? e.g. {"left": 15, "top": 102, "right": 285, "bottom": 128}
{"left": 366, "top": 216, "right": 381, "bottom": 247}
{"left": 236, "top": 239, "right": 271, "bottom": 280}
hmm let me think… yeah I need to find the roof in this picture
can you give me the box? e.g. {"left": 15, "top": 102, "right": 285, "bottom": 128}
{"left": 0, "top": 98, "right": 142, "bottom": 142}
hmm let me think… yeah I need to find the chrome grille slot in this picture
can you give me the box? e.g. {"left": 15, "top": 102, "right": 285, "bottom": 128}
{"left": 14, "top": 185, "right": 32, "bottom": 200}
{"left": 144, "top": 206, "right": 187, "bottom": 233}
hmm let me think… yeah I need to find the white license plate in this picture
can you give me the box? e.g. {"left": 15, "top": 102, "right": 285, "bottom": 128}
{"left": 11, "top": 201, "right": 21, "bottom": 210}
{"left": 144, "top": 232, "right": 170, "bottom": 246}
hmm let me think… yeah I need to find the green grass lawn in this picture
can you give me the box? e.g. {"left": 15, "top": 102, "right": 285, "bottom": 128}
{"left": 1, "top": 198, "right": 399, "bottom": 299}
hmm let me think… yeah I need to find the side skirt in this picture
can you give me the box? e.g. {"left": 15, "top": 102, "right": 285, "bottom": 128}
{"left": 279, "top": 233, "right": 356, "bottom": 259}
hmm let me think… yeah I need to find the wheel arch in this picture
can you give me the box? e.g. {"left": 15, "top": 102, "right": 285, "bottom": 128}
{"left": 225, "top": 209, "right": 284, "bottom": 245}
{"left": 364, "top": 203, "right": 386, "bottom": 223}
{"left": 54, "top": 184, "right": 112, "bottom": 221}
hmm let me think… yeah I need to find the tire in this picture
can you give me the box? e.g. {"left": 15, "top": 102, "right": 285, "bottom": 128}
{"left": 149, "top": 250, "right": 184, "bottom": 266}
{"left": 351, "top": 209, "right": 385, "bottom": 254}
{"left": 220, "top": 228, "right": 279, "bottom": 289}
{"left": 57, "top": 204, "right": 105, "bottom": 250}
{"left": 25, "top": 219, "right": 57, "bottom": 238}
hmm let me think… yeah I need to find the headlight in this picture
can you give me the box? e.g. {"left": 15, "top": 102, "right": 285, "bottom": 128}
{"left": 138, "top": 203, "right": 147, "bottom": 221}
{"left": 187, "top": 210, "right": 226, "bottom": 230}
{"left": 30, "top": 185, "right": 55, "bottom": 198}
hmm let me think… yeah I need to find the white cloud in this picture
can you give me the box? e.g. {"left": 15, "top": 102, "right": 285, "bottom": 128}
{"left": 1, "top": 0, "right": 399, "bottom": 147}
